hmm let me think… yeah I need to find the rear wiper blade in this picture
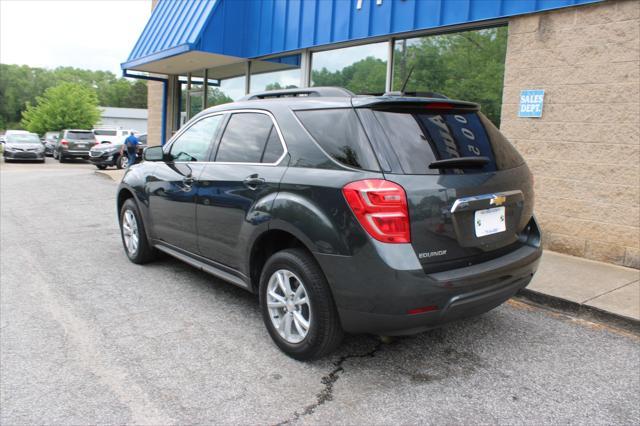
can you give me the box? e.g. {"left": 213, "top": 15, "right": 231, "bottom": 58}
{"left": 429, "top": 156, "right": 490, "bottom": 169}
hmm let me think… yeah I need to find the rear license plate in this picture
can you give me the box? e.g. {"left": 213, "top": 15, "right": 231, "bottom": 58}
{"left": 77, "top": 144, "right": 86, "bottom": 148}
{"left": 474, "top": 207, "right": 506, "bottom": 237}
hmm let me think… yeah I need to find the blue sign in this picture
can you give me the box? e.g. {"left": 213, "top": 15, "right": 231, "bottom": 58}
{"left": 519, "top": 90, "right": 545, "bottom": 118}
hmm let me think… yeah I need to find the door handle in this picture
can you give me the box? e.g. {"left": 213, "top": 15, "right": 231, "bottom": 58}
{"left": 243, "top": 174, "right": 265, "bottom": 190}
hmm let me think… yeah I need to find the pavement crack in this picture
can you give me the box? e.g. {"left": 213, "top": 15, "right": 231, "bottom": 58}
{"left": 275, "top": 340, "right": 384, "bottom": 426}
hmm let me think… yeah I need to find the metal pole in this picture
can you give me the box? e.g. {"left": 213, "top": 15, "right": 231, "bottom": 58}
{"left": 245, "top": 61, "right": 251, "bottom": 95}
{"left": 203, "top": 68, "right": 208, "bottom": 109}
{"left": 385, "top": 38, "right": 394, "bottom": 93}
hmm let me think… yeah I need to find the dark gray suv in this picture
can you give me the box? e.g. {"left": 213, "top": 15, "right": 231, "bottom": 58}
{"left": 117, "top": 87, "right": 542, "bottom": 360}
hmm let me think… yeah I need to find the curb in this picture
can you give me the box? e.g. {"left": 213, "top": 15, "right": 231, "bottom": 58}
{"left": 94, "top": 170, "right": 124, "bottom": 182}
{"left": 515, "top": 289, "right": 640, "bottom": 335}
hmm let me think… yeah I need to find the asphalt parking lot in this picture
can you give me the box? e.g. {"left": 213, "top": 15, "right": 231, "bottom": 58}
{"left": 1, "top": 158, "right": 639, "bottom": 425}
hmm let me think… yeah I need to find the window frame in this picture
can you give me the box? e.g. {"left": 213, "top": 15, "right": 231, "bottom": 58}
{"left": 210, "top": 109, "right": 288, "bottom": 166}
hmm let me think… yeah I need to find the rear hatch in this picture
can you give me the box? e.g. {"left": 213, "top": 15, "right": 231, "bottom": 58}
{"left": 66, "top": 131, "right": 95, "bottom": 150}
{"left": 355, "top": 98, "right": 534, "bottom": 272}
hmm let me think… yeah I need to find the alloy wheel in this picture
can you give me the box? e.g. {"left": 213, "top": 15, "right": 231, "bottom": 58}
{"left": 122, "top": 209, "right": 139, "bottom": 256}
{"left": 266, "top": 269, "right": 311, "bottom": 344}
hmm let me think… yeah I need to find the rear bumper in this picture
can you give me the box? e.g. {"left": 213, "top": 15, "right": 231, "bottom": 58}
{"left": 62, "top": 150, "right": 90, "bottom": 159}
{"left": 316, "top": 240, "right": 541, "bottom": 336}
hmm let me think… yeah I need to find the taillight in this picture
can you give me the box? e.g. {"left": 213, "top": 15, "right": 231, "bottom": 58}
{"left": 342, "top": 179, "right": 410, "bottom": 243}
{"left": 425, "top": 102, "right": 453, "bottom": 109}
{"left": 60, "top": 139, "right": 69, "bottom": 145}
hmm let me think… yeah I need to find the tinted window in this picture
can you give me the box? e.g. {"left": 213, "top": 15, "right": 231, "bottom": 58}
{"left": 370, "top": 110, "right": 523, "bottom": 174}
{"left": 170, "top": 115, "right": 223, "bottom": 162}
{"left": 295, "top": 109, "right": 379, "bottom": 170}
{"left": 216, "top": 113, "right": 278, "bottom": 163}
{"left": 67, "top": 131, "right": 94, "bottom": 140}
{"left": 138, "top": 135, "right": 147, "bottom": 143}
{"left": 261, "top": 128, "right": 284, "bottom": 163}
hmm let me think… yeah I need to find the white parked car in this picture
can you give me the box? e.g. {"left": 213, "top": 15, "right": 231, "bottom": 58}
{"left": 92, "top": 128, "right": 139, "bottom": 145}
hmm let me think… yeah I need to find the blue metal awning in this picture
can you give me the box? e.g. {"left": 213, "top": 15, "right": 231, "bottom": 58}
{"left": 123, "top": 0, "right": 602, "bottom": 74}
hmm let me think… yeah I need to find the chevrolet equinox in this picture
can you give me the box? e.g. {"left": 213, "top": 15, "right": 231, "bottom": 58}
{"left": 117, "top": 87, "right": 542, "bottom": 360}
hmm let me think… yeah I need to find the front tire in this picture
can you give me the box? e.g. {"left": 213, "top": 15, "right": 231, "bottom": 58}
{"left": 119, "top": 198, "right": 156, "bottom": 264}
{"left": 116, "top": 154, "right": 128, "bottom": 170}
{"left": 259, "top": 248, "right": 343, "bottom": 360}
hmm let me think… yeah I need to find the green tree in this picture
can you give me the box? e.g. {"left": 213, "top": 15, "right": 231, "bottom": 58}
{"left": 393, "top": 27, "right": 508, "bottom": 125}
{"left": 206, "top": 87, "right": 233, "bottom": 106}
{"left": 312, "top": 56, "right": 387, "bottom": 94}
{"left": 0, "top": 64, "right": 147, "bottom": 129}
{"left": 21, "top": 83, "right": 101, "bottom": 134}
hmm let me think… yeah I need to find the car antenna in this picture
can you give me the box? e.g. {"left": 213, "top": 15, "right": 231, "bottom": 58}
{"left": 399, "top": 65, "right": 415, "bottom": 95}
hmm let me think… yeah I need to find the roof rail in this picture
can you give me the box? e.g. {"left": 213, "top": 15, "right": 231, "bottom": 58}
{"left": 241, "top": 86, "right": 355, "bottom": 100}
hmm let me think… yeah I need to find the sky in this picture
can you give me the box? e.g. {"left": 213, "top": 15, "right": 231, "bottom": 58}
{"left": 0, "top": 0, "right": 151, "bottom": 75}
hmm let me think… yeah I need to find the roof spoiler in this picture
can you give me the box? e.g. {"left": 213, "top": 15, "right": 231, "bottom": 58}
{"left": 241, "top": 86, "right": 355, "bottom": 100}
{"left": 352, "top": 96, "right": 480, "bottom": 111}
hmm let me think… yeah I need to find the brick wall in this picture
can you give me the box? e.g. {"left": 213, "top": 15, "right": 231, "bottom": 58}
{"left": 146, "top": 0, "right": 163, "bottom": 147}
{"left": 501, "top": 0, "right": 640, "bottom": 268}
{"left": 146, "top": 80, "right": 163, "bottom": 147}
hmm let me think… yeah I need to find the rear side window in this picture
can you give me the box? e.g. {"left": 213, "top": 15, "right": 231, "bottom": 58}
{"left": 67, "top": 131, "right": 94, "bottom": 140}
{"left": 295, "top": 109, "right": 379, "bottom": 171}
{"left": 370, "top": 110, "right": 523, "bottom": 174}
{"left": 216, "top": 113, "right": 283, "bottom": 163}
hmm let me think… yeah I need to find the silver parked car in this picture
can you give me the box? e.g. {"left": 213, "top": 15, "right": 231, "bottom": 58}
{"left": 3, "top": 133, "right": 45, "bottom": 163}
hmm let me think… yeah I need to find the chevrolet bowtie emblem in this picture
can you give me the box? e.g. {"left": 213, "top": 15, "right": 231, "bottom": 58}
{"left": 490, "top": 195, "right": 506, "bottom": 206}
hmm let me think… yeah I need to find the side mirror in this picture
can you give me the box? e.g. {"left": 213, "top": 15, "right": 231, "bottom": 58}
{"left": 143, "top": 146, "right": 166, "bottom": 162}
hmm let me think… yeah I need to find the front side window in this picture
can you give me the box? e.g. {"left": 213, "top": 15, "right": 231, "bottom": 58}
{"left": 170, "top": 115, "right": 223, "bottom": 162}
{"left": 215, "top": 113, "right": 283, "bottom": 163}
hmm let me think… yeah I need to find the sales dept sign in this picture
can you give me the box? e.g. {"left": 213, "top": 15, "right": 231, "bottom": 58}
{"left": 519, "top": 89, "right": 545, "bottom": 118}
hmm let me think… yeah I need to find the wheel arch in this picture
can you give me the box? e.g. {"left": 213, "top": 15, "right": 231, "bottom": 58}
{"left": 248, "top": 228, "right": 318, "bottom": 294}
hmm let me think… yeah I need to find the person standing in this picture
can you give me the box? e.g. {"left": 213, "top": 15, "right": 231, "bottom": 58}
{"left": 120, "top": 132, "right": 139, "bottom": 167}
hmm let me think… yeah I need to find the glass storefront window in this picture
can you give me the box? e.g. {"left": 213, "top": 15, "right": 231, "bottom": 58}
{"left": 392, "top": 27, "right": 508, "bottom": 126}
{"left": 311, "top": 42, "right": 387, "bottom": 95}
{"left": 207, "top": 76, "right": 245, "bottom": 107}
{"left": 251, "top": 68, "right": 300, "bottom": 92}
{"left": 250, "top": 54, "right": 301, "bottom": 92}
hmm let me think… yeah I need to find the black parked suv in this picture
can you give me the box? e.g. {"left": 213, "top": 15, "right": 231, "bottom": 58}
{"left": 117, "top": 87, "right": 541, "bottom": 360}
{"left": 90, "top": 133, "right": 147, "bottom": 170}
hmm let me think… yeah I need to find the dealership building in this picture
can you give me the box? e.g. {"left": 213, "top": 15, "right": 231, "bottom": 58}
{"left": 123, "top": 0, "right": 639, "bottom": 269}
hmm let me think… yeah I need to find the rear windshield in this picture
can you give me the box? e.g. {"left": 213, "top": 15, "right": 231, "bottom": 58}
{"left": 93, "top": 130, "right": 117, "bottom": 136}
{"left": 366, "top": 109, "right": 523, "bottom": 174}
{"left": 295, "top": 109, "right": 379, "bottom": 171}
{"left": 67, "top": 131, "right": 94, "bottom": 140}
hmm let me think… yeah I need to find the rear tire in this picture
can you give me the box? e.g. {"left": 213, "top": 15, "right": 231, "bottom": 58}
{"left": 119, "top": 198, "right": 156, "bottom": 264}
{"left": 96, "top": 165, "right": 107, "bottom": 170}
{"left": 259, "top": 248, "right": 343, "bottom": 360}
{"left": 58, "top": 154, "right": 66, "bottom": 163}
